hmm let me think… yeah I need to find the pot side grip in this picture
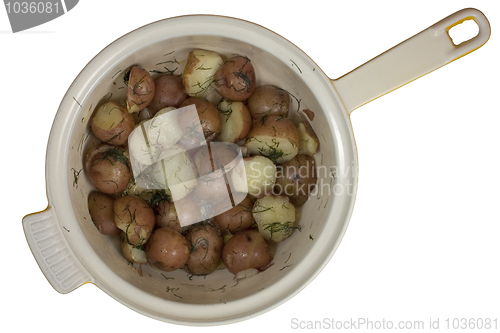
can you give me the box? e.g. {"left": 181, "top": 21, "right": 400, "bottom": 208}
{"left": 332, "top": 8, "right": 491, "bottom": 114}
{"left": 23, "top": 207, "right": 92, "bottom": 294}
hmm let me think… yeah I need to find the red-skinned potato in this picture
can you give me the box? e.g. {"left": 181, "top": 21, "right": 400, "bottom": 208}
{"left": 222, "top": 229, "right": 273, "bottom": 275}
{"left": 179, "top": 97, "right": 222, "bottom": 142}
{"left": 145, "top": 227, "right": 190, "bottom": 272}
{"left": 275, "top": 154, "right": 317, "bottom": 206}
{"left": 126, "top": 65, "right": 155, "bottom": 113}
{"left": 213, "top": 195, "right": 255, "bottom": 234}
{"left": 245, "top": 116, "right": 300, "bottom": 164}
{"left": 217, "top": 98, "right": 252, "bottom": 143}
{"left": 84, "top": 144, "right": 132, "bottom": 194}
{"left": 148, "top": 74, "right": 188, "bottom": 114}
{"left": 87, "top": 191, "right": 121, "bottom": 236}
{"left": 114, "top": 195, "right": 155, "bottom": 247}
{"left": 154, "top": 201, "right": 186, "bottom": 233}
{"left": 185, "top": 222, "right": 224, "bottom": 275}
{"left": 246, "top": 85, "right": 290, "bottom": 120}
{"left": 90, "top": 101, "right": 135, "bottom": 145}
{"left": 213, "top": 56, "right": 256, "bottom": 101}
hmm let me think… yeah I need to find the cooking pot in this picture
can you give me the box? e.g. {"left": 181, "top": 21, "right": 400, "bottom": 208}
{"left": 22, "top": 8, "right": 490, "bottom": 325}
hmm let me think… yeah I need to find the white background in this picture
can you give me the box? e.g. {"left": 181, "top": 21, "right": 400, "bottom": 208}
{"left": 3, "top": 0, "right": 499, "bottom": 331}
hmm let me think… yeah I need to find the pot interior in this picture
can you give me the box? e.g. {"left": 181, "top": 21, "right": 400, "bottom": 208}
{"left": 61, "top": 16, "right": 356, "bottom": 323}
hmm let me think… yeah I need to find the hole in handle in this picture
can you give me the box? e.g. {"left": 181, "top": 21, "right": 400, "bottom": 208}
{"left": 447, "top": 18, "right": 479, "bottom": 46}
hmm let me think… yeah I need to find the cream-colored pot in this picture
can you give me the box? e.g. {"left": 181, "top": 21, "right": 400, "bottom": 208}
{"left": 23, "top": 9, "right": 490, "bottom": 325}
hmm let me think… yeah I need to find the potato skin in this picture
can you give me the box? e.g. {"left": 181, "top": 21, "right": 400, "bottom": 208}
{"left": 217, "top": 99, "right": 253, "bottom": 143}
{"left": 126, "top": 65, "right": 155, "bottom": 113}
{"left": 275, "top": 154, "right": 317, "bottom": 206}
{"left": 245, "top": 116, "right": 300, "bottom": 164}
{"left": 154, "top": 201, "right": 186, "bottom": 233}
{"left": 148, "top": 74, "right": 188, "bottom": 114}
{"left": 213, "top": 56, "right": 256, "bottom": 101}
{"left": 222, "top": 229, "right": 273, "bottom": 274}
{"left": 179, "top": 97, "right": 222, "bottom": 142}
{"left": 90, "top": 101, "right": 135, "bottom": 145}
{"left": 145, "top": 227, "right": 190, "bottom": 272}
{"left": 185, "top": 222, "right": 224, "bottom": 275}
{"left": 121, "top": 233, "right": 148, "bottom": 264}
{"left": 213, "top": 195, "right": 255, "bottom": 234}
{"left": 246, "top": 85, "right": 290, "bottom": 120}
{"left": 87, "top": 191, "right": 121, "bottom": 236}
{"left": 252, "top": 195, "right": 297, "bottom": 243}
{"left": 84, "top": 144, "right": 132, "bottom": 194}
{"left": 182, "top": 49, "right": 223, "bottom": 97}
{"left": 114, "top": 195, "right": 155, "bottom": 247}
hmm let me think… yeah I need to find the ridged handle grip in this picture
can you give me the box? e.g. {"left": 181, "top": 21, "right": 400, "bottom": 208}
{"left": 23, "top": 207, "right": 92, "bottom": 294}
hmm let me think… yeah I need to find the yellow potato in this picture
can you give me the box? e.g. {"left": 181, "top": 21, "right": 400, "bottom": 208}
{"left": 245, "top": 116, "right": 299, "bottom": 163}
{"left": 230, "top": 155, "right": 277, "bottom": 198}
{"left": 217, "top": 98, "right": 252, "bottom": 143}
{"left": 252, "top": 195, "right": 297, "bottom": 243}
{"left": 90, "top": 101, "right": 135, "bottom": 145}
{"left": 182, "top": 49, "right": 223, "bottom": 98}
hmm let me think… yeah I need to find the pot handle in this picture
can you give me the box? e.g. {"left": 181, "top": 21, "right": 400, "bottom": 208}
{"left": 331, "top": 8, "right": 490, "bottom": 115}
{"left": 23, "top": 207, "right": 93, "bottom": 294}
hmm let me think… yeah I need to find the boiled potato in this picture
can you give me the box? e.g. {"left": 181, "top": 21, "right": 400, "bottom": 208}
{"left": 217, "top": 99, "right": 252, "bottom": 143}
{"left": 297, "top": 122, "right": 319, "bottom": 156}
{"left": 185, "top": 222, "right": 224, "bottom": 276}
{"left": 193, "top": 142, "right": 239, "bottom": 176}
{"left": 297, "top": 110, "right": 320, "bottom": 156}
{"left": 213, "top": 56, "right": 256, "bottom": 101}
{"left": 245, "top": 116, "right": 299, "bottom": 164}
{"left": 148, "top": 74, "right": 188, "bottom": 114}
{"left": 84, "top": 144, "right": 132, "bottom": 194}
{"left": 193, "top": 172, "right": 230, "bottom": 202}
{"left": 154, "top": 201, "right": 185, "bottom": 233}
{"left": 231, "top": 155, "right": 277, "bottom": 198}
{"left": 169, "top": 194, "right": 211, "bottom": 228}
{"left": 152, "top": 148, "right": 197, "bottom": 201}
{"left": 145, "top": 227, "right": 189, "bottom": 272}
{"left": 179, "top": 97, "right": 222, "bottom": 142}
{"left": 252, "top": 195, "right": 297, "bottom": 243}
{"left": 114, "top": 195, "right": 155, "bottom": 247}
{"left": 121, "top": 232, "right": 148, "bottom": 264}
{"left": 275, "top": 154, "right": 317, "bottom": 206}
{"left": 87, "top": 191, "right": 121, "bottom": 236}
{"left": 182, "top": 49, "right": 223, "bottom": 98}
{"left": 222, "top": 229, "right": 273, "bottom": 275}
{"left": 246, "top": 85, "right": 290, "bottom": 120}
{"left": 90, "top": 101, "right": 135, "bottom": 145}
{"left": 126, "top": 65, "right": 155, "bottom": 113}
{"left": 147, "top": 107, "right": 184, "bottom": 149}
{"left": 213, "top": 195, "right": 255, "bottom": 234}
